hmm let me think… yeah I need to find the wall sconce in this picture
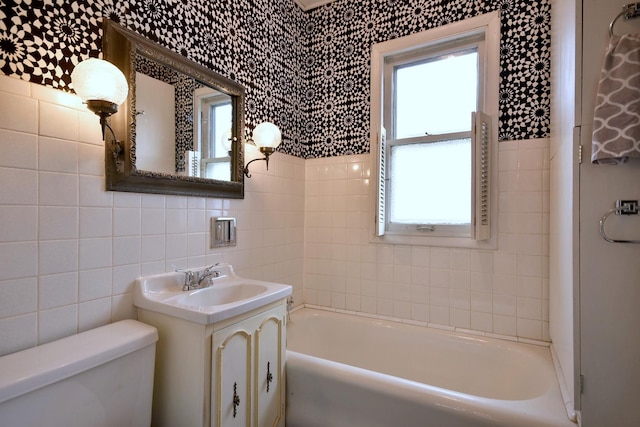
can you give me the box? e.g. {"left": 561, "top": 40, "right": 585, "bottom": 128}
{"left": 243, "top": 122, "right": 281, "bottom": 178}
{"left": 71, "top": 58, "right": 128, "bottom": 172}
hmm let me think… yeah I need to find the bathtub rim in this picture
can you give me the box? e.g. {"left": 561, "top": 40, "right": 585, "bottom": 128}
{"left": 286, "top": 305, "right": 576, "bottom": 426}
{"left": 292, "top": 304, "right": 552, "bottom": 346}
{"left": 286, "top": 348, "right": 576, "bottom": 427}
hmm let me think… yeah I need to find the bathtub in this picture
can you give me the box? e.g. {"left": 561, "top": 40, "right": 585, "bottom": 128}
{"left": 286, "top": 308, "right": 575, "bottom": 427}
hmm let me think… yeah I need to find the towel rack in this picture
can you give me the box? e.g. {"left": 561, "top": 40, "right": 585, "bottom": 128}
{"left": 599, "top": 200, "right": 640, "bottom": 244}
{"left": 610, "top": 3, "right": 640, "bottom": 36}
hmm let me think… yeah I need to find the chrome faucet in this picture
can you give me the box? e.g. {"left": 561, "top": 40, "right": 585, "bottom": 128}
{"left": 177, "top": 264, "right": 221, "bottom": 291}
{"left": 197, "top": 265, "right": 221, "bottom": 288}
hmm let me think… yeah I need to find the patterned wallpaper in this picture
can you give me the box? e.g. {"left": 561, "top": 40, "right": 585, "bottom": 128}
{"left": 301, "top": 0, "right": 551, "bottom": 158}
{"left": 1, "top": 0, "right": 550, "bottom": 159}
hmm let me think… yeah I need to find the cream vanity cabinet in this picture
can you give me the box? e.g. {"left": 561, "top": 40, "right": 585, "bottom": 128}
{"left": 138, "top": 299, "right": 287, "bottom": 427}
{"left": 212, "top": 304, "right": 285, "bottom": 427}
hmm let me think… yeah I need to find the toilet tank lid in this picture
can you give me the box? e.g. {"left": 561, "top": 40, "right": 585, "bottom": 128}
{"left": 0, "top": 319, "right": 158, "bottom": 404}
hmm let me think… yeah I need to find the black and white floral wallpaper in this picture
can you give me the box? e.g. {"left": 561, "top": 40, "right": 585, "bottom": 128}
{"left": 1, "top": 0, "right": 550, "bottom": 159}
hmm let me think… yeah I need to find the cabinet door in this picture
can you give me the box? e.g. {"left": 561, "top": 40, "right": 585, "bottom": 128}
{"left": 255, "top": 315, "right": 284, "bottom": 427}
{"left": 213, "top": 329, "right": 252, "bottom": 427}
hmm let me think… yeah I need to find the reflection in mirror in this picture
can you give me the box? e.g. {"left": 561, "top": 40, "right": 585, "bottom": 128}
{"left": 135, "top": 71, "right": 176, "bottom": 174}
{"left": 102, "top": 19, "right": 245, "bottom": 198}
{"left": 193, "top": 87, "right": 232, "bottom": 180}
{"left": 133, "top": 54, "right": 234, "bottom": 180}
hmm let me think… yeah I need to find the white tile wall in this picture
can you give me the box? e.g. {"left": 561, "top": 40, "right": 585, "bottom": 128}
{"left": 0, "top": 73, "right": 551, "bottom": 355}
{"left": 0, "top": 75, "right": 305, "bottom": 356}
{"left": 304, "top": 138, "right": 551, "bottom": 341}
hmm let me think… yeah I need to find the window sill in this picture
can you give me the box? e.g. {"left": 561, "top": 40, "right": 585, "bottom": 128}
{"left": 369, "top": 232, "right": 497, "bottom": 249}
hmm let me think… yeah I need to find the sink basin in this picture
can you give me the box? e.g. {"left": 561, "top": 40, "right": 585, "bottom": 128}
{"left": 176, "top": 283, "right": 268, "bottom": 307}
{"left": 133, "top": 264, "right": 292, "bottom": 324}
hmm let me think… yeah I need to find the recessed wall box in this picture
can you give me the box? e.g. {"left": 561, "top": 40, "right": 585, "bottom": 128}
{"left": 211, "top": 217, "right": 236, "bottom": 248}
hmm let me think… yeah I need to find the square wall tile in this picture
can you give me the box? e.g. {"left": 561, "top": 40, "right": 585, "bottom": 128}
{"left": 0, "top": 314, "right": 37, "bottom": 356}
{"left": 79, "top": 175, "right": 112, "bottom": 207}
{"left": 0, "top": 206, "right": 37, "bottom": 242}
{"left": 38, "top": 305, "right": 78, "bottom": 344}
{"left": 0, "top": 92, "right": 37, "bottom": 134}
{"left": 38, "top": 137, "right": 78, "bottom": 173}
{"left": 79, "top": 298, "right": 112, "bottom": 332}
{"left": 0, "top": 129, "right": 37, "bottom": 169}
{"left": 39, "top": 172, "right": 78, "bottom": 206}
{"left": 0, "top": 167, "right": 37, "bottom": 205}
{"left": 78, "top": 142, "right": 104, "bottom": 176}
{"left": 79, "top": 267, "right": 112, "bottom": 302}
{"left": 79, "top": 238, "right": 112, "bottom": 270}
{"left": 0, "top": 277, "right": 37, "bottom": 318}
{"left": 0, "top": 242, "right": 37, "bottom": 280}
{"left": 39, "top": 206, "right": 78, "bottom": 240}
{"left": 39, "top": 102, "right": 78, "bottom": 141}
{"left": 38, "top": 272, "right": 78, "bottom": 310}
{"left": 39, "top": 240, "right": 78, "bottom": 275}
{"left": 79, "top": 207, "right": 112, "bottom": 238}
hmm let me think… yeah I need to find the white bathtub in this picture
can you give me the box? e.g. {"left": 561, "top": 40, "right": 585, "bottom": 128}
{"left": 286, "top": 308, "right": 575, "bottom": 427}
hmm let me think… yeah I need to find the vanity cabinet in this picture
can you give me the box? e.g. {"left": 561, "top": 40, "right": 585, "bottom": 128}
{"left": 212, "top": 307, "right": 285, "bottom": 427}
{"left": 137, "top": 300, "right": 287, "bottom": 427}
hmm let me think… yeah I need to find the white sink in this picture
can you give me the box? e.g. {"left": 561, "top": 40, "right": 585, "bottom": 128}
{"left": 133, "top": 264, "right": 292, "bottom": 324}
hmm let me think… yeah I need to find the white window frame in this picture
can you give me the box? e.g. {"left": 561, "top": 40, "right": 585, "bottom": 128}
{"left": 369, "top": 11, "right": 500, "bottom": 249}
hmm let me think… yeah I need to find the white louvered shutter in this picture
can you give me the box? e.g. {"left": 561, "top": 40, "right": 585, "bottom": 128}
{"left": 376, "top": 128, "right": 387, "bottom": 237}
{"left": 472, "top": 111, "right": 491, "bottom": 241}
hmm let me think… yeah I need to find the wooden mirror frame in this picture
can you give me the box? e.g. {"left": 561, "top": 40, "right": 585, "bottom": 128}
{"left": 102, "top": 19, "right": 245, "bottom": 198}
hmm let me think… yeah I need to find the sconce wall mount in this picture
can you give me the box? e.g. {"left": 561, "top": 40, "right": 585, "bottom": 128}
{"left": 71, "top": 58, "right": 128, "bottom": 173}
{"left": 243, "top": 122, "right": 281, "bottom": 178}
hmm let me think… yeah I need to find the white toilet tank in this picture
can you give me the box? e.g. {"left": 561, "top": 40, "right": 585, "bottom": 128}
{"left": 0, "top": 319, "right": 158, "bottom": 427}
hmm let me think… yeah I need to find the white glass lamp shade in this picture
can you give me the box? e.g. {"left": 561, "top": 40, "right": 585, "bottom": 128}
{"left": 252, "top": 122, "right": 281, "bottom": 149}
{"left": 71, "top": 58, "right": 128, "bottom": 105}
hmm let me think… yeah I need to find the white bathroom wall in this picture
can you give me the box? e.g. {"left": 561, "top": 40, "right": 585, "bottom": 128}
{"left": 0, "top": 71, "right": 553, "bottom": 356}
{"left": 549, "top": 0, "right": 580, "bottom": 414}
{"left": 304, "top": 138, "right": 551, "bottom": 341}
{"left": 0, "top": 74, "right": 305, "bottom": 356}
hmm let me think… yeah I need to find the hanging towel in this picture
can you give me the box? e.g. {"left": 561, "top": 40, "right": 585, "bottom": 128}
{"left": 592, "top": 34, "right": 640, "bottom": 164}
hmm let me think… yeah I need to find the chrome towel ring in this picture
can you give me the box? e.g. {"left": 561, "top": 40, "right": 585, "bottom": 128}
{"left": 599, "top": 201, "right": 640, "bottom": 244}
{"left": 609, "top": 3, "right": 640, "bottom": 37}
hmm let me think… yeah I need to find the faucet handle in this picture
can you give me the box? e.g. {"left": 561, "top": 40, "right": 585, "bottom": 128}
{"left": 175, "top": 268, "right": 196, "bottom": 290}
{"left": 203, "top": 262, "right": 221, "bottom": 273}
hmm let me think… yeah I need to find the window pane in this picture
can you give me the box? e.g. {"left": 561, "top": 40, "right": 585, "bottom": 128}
{"left": 204, "top": 161, "right": 231, "bottom": 181}
{"left": 395, "top": 50, "right": 477, "bottom": 139}
{"left": 389, "top": 138, "right": 471, "bottom": 224}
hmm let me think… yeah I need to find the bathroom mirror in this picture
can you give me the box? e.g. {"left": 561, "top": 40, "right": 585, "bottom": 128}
{"left": 102, "top": 20, "right": 245, "bottom": 198}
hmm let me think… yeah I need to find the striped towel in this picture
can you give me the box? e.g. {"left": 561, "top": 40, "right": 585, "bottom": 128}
{"left": 592, "top": 34, "right": 640, "bottom": 164}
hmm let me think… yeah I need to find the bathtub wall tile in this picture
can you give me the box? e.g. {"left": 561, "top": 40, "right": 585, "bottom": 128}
{"left": 0, "top": 314, "right": 37, "bottom": 356}
{"left": 0, "top": 75, "right": 548, "bottom": 353}
{"left": 304, "top": 139, "right": 551, "bottom": 341}
{"left": 38, "top": 305, "right": 78, "bottom": 345}
{"left": 0, "top": 76, "right": 305, "bottom": 356}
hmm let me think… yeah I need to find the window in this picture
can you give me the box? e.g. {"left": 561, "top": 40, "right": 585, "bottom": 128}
{"left": 193, "top": 87, "right": 233, "bottom": 180}
{"left": 201, "top": 99, "right": 232, "bottom": 181}
{"left": 370, "top": 12, "right": 499, "bottom": 248}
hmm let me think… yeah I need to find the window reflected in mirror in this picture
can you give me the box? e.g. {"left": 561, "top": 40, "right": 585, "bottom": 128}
{"left": 195, "top": 87, "right": 232, "bottom": 181}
